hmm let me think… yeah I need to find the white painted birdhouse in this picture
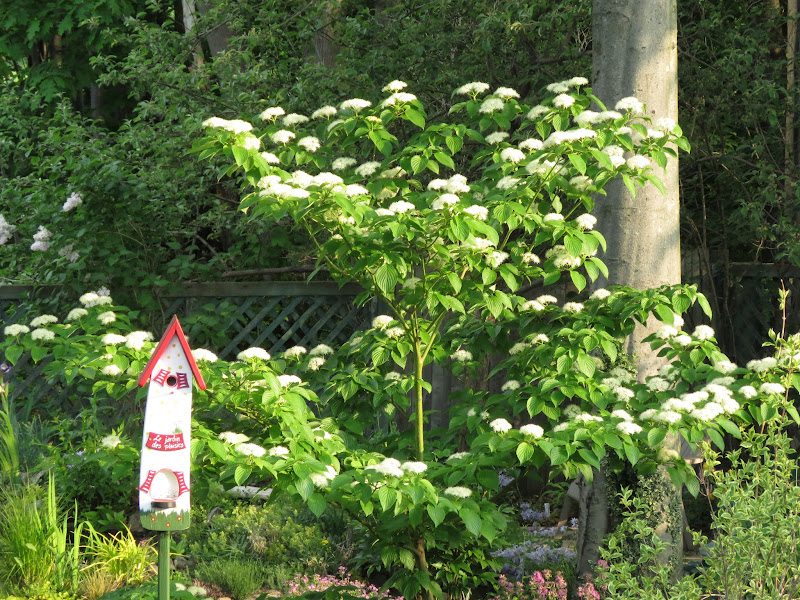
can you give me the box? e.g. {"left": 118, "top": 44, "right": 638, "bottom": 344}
{"left": 137, "top": 315, "right": 206, "bottom": 531}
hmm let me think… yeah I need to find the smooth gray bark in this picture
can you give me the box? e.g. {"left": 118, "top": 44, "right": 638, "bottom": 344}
{"left": 577, "top": 0, "right": 682, "bottom": 578}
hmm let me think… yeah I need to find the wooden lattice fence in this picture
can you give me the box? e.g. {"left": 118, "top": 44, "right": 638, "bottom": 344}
{"left": 0, "top": 281, "right": 375, "bottom": 412}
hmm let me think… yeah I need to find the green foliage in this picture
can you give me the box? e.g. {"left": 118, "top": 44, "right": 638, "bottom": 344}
{"left": 0, "top": 475, "right": 85, "bottom": 596}
{"left": 82, "top": 524, "right": 156, "bottom": 587}
{"left": 697, "top": 422, "right": 800, "bottom": 598}
{"left": 186, "top": 501, "right": 341, "bottom": 587}
{"left": 194, "top": 559, "right": 266, "bottom": 600}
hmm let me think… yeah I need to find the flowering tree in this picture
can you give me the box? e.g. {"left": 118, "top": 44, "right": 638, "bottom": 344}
{"left": 5, "top": 79, "right": 786, "bottom": 600}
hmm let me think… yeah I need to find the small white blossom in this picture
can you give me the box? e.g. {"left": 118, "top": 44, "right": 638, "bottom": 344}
{"left": 626, "top": 155, "right": 650, "bottom": 170}
{"left": 447, "top": 451, "right": 471, "bottom": 461}
{"left": 340, "top": 98, "right": 372, "bottom": 112}
{"left": 502, "top": 380, "right": 521, "bottom": 392}
{"left": 383, "top": 80, "right": 408, "bottom": 92}
{"left": 617, "top": 421, "right": 643, "bottom": 435}
{"left": 191, "top": 348, "right": 218, "bottom": 363}
{"left": 562, "top": 302, "right": 584, "bottom": 313}
{"left": 283, "top": 113, "right": 309, "bottom": 126}
{"left": 259, "top": 107, "right": 285, "bottom": 120}
{"left": 490, "top": 419, "right": 511, "bottom": 433}
{"left": 385, "top": 327, "right": 404, "bottom": 339}
{"left": 277, "top": 374, "right": 302, "bottom": 387}
{"left": 29, "top": 328, "right": 54, "bottom": 341}
{"left": 332, "top": 157, "right": 357, "bottom": 171}
{"left": 382, "top": 92, "right": 417, "bottom": 107}
{"left": 100, "top": 434, "right": 122, "bottom": 449}
{"left": 575, "top": 214, "right": 597, "bottom": 230}
{"left": 98, "top": 311, "right": 116, "bottom": 325}
{"left": 355, "top": 162, "right": 382, "bottom": 177}
{"left": 284, "top": 346, "right": 308, "bottom": 359}
{"left": 236, "top": 443, "right": 267, "bottom": 457}
{"left": 269, "top": 445, "right": 290, "bottom": 456}
{"left": 615, "top": 97, "right": 644, "bottom": 114}
{"left": 739, "top": 385, "right": 757, "bottom": 399}
{"left": 444, "top": 486, "right": 472, "bottom": 498}
{"left": 309, "top": 344, "right": 334, "bottom": 356}
{"left": 590, "top": 288, "right": 611, "bottom": 301}
{"left": 494, "top": 87, "right": 519, "bottom": 99}
{"left": 496, "top": 176, "right": 520, "bottom": 190}
{"left": 270, "top": 130, "right": 295, "bottom": 144}
{"left": 453, "top": 349, "right": 473, "bottom": 362}
{"left": 522, "top": 252, "right": 541, "bottom": 265}
{"left": 500, "top": 147, "right": 525, "bottom": 163}
{"left": 30, "top": 314, "right": 58, "bottom": 328}
{"left": 219, "top": 431, "right": 250, "bottom": 444}
{"left": 389, "top": 200, "right": 415, "bottom": 213}
{"left": 455, "top": 82, "right": 490, "bottom": 96}
{"left": 520, "top": 424, "right": 544, "bottom": 438}
{"left": 372, "top": 315, "right": 394, "bottom": 329}
{"left": 553, "top": 94, "right": 576, "bottom": 108}
{"left": 693, "top": 325, "right": 715, "bottom": 340}
{"left": 656, "top": 325, "right": 678, "bottom": 339}
{"left": 747, "top": 357, "right": 777, "bottom": 372}
{"left": 509, "top": 342, "right": 530, "bottom": 355}
{"left": 311, "top": 105, "right": 338, "bottom": 119}
{"left": 62, "top": 192, "right": 83, "bottom": 211}
{"left": 308, "top": 356, "right": 326, "bottom": 371}
{"left": 526, "top": 105, "right": 550, "bottom": 120}
{"left": 463, "top": 205, "right": 488, "bottom": 220}
{"left": 65, "top": 308, "right": 88, "bottom": 321}
{"left": 367, "top": 457, "right": 404, "bottom": 477}
{"left": 479, "top": 98, "right": 505, "bottom": 114}
{"left": 238, "top": 347, "right": 271, "bottom": 361}
{"left": 298, "top": 136, "right": 321, "bottom": 152}
{"left": 485, "top": 131, "right": 510, "bottom": 145}
{"left": 102, "top": 364, "right": 122, "bottom": 377}
{"left": 760, "top": 382, "right": 785, "bottom": 395}
{"left": 202, "top": 117, "right": 253, "bottom": 133}
{"left": 653, "top": 410, "right": 682, "bottom": 424}
{"left": 401, "top": 461, "right": 428, "bottom": 474}
{"left": 519, "top": 138, "right": 544, "bottom": 151}
{"left": 673, "top": 334, "right": 692, "bottom": 346}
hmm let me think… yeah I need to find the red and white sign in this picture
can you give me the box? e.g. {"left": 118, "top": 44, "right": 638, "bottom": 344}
{"left": 146, "top": 432, "right": 187, "bottom": 451}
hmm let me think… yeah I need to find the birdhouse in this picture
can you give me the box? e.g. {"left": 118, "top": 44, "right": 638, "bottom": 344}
{"left": 137, "top": 316, "right": 206, "bottom": 531}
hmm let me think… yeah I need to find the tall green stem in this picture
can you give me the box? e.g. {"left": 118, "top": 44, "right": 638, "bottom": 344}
{"left": 413, "top": 337, "right": 425, "bottom": 461}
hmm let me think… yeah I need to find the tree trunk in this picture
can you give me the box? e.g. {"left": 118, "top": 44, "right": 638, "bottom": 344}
{"left": 578, "top": 0, "right": 682, "bottom": 579}
{"left": 182, "top": 0, "right": 206, "bottom": 67}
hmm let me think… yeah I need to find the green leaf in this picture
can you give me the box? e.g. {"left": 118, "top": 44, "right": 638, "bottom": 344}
{"left": 516, "top": 442, "right": 534, "bottom": 463}
{"left": 672, "top": 293, "right": 691, "bottom": 314}
{"left": 570, "top": 270, "right": 587, "bottom": 292}
{"left": 31, "top": 346, "right": 48, "bottom": 363}
{"left": 697, "top": 294, "right": 712, "bottom": 317}
{"left": 375, "top": 263, "right": 399, "bottom": 295}
{"left": 234, "top": 465, "right": 252, "bottom": 486}
{"left": 623, "top": 443, "right": 640, "bottom": 465}
{"left": 427, "top": 503, "right": 446, "bottom": 527}
{"left": 549, "top": 445, "right": 569, "bottom": 465}
{"left": 378, "top": 485, "right": 395, "bottom": 512}
{"left": 569, "top": 154, "right": 587, "bottom": 175}
{"left": 405, "top": 107, "right": 426, "bottom": 129}
{"left": 434, "top": 151, "right": 455, "bottom": 169}
{"left": 307, "top": 493, "right": 327, "bottom": 517}
{"left": 476, "top": 469, "right": 499, "bottom": 490}
{"left": 5, "top": 345, "right": 23, "bottom": 365}
{"left": 447, "top": 272, "right": 462, "bottom": 294}
{"left": 600, "top": 339, "right": 617, "bottom": 362}
{"left": 684, "top": 474, "right": 700, "bottom": 497}
{"left": 708, "top": 428, "right": 724, "bottom": 451}
{"left": 410, "top": 155, "right": 426, "bottom": 174}
{"left": 716, "top": 417, "right": 740, "bottom": 438}
{"left": 654, "top": 304, "right": 674, "bottom": 323}
{"left": 459, "top": 507, "right": 481, "bottom": 536}
{"left": 576, "top": 352, "right": 595, "bottom": 377}
{"left": 622, "top": 173, "right": 636, "bottom": 197}
{"left": 232, "top": 145, "right": 249, "bottom": 166}
{"left": 591, "top": 149, "right": 613, "bottom": 170}
{"left": 446, "top": 136, "right": 463, "bottom": 154}
{"left": 647, "top": 428, "right": 667, "bottom": 448}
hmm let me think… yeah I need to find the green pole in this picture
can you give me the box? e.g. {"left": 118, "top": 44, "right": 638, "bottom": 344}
{"left": 158, "top": 531, "right": 170, "bottom": 600}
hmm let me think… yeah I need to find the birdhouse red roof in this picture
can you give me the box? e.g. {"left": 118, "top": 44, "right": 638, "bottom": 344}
{"left": 137, "top": 315, "right": 207, "bottom": 390}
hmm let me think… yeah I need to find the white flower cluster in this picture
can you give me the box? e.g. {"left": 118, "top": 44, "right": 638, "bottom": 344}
{"left": 310, "top": 466, "right": 338, "bottom": 488}
{"left": 428, "top": 174, "right": 470, "bottom": 194}
{"left": 237, "top": 347, "right": 270, "bottom": 361}
{"left": 367, "top": 457, "right": 405, "bottom": 477}
{"left": 62, "top": 192, "right": 82, "bottom": 212}
{"left": 0, "top": 214, "right": 15, "bottom": 246}
{"left": 192, "top": 348, "right": 218, "bottom": 363}
{"left": 202, "top": 117, "right": 253, "bottom": 133}
{"left": 31, "top": 225, "right": 51, "bottom": 252}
